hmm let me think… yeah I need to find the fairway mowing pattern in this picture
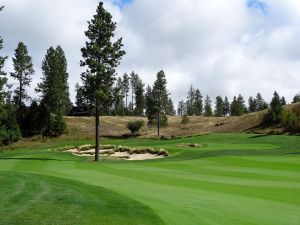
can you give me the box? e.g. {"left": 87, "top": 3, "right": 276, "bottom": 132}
{"left": 0, "top": 133, "right": 300, "bottom": 225}
{"left": 0, "top": 172, "right": 164, "bottom": 225}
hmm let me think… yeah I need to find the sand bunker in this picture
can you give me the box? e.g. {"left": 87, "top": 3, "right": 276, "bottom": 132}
{"left": 62, "top": 145, "right": 168, "bottom": 161}
{"left": 111, "top": 152, "right": 165, "bottom": 160}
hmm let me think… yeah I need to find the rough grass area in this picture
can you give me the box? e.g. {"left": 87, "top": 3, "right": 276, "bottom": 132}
{"left": 61, "top": 103, "right": 300, "bottom": 140}
{"left": 63, "top": 112, "right": 266, "bottom": 140}
{"left": 62, "top": 103, "right": 300, "bottom": 140}
{"left": 1, "top": 133, "right": 300, "bottom": 225}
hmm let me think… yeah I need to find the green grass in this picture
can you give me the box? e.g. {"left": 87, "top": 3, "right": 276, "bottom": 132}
{"left": 1, "top": 133, "right": 300, "bottom": 225}
{"left": 0, "top": 172, "right": 163, "bottom": 225}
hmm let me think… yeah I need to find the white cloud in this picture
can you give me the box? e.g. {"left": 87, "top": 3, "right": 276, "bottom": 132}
{"left": 0, "top": 0, "right": 300, "bottom": 107}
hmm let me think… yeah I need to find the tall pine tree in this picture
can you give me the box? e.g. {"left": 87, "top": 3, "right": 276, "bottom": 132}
{"left": 231, "top": 94, "right": 246, "bottom": 116}
{"left": 130, "top": 71, "right": 138, "bottom": 115}
{"left": 134, "top": 77, "right": 145, "bottom": 116}
{"left": 10, "top": 42, "right": 34, "bottom": 125}
{"left": 194, "top": 89, "right": 203, "bottom": 116}
{"left": 256, "top": 93, "right": 268, "bottom": 111}
{"left": 0, "top": 6, "right": 21, "bottom": 145}
{"left": 80, "top": 2, "right": 125, "bottom": 161}
{"left": 293, "top": 93, "right": 300, "bottom": 103}
{"left": 223, "top": 96, "right": 230, "bottom": 116}
{"left": 270, "top": 91, "right": 283, "bottom": 124}
{"left": 177, "top": 100, "right": 186, "bottom": 116}
{"left": 186, "top": 85, "right": 195, "bottom": 115}
{"left": 152, "top": 70, "right": 169, "bottom": 135}
{"left": 214, "top": 96, "right": 224, "bottom": 117}
{"left": 145, "top": 85, "right": 155, "bottom": 123}
{"left": 122, "top": 73, "right": 130, "bottom": 112}
{"left": 113, "top": 77, "right": 125, "bottom": 115}
{"left": 75, "top": 83, "right": 88, "bottom": 112}
{"left": 38, "top": 46, "right": 70, "bottom": 115}
{"left": 0, "top": 7, "right": 7, "bottom": 107}
{"left": 166, "top": 98, "right": 175, "bottom": 115}
{"left": 204, "top": 95, "right": 213, "bottom": 117}
{"left": 248, "top": 96, "right": 257, "bottom": 113}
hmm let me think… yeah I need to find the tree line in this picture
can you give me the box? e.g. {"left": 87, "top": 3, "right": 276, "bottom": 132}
{"left": 75, "top": 70, "right": 175, "bottom": 117}
{"left": 1, "top": 5, "right": 71, "bottom": 145}
{"left": 177, "top": 87, "right": 271, "bottom": 117}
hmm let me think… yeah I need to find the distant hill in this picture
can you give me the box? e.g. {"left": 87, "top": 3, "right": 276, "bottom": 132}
{"left": 63, "top": 103, "right": 300, "bottom": 140}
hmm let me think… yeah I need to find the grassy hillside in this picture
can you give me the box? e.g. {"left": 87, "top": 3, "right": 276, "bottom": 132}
{"left": 64, "top": 111, "right": 267, "bottom": 139}
{"left": 1, "top": 133, "right": 300, "bottom": 225}
{"left": 64, "top": 103, "right": 300, "bottom": 140}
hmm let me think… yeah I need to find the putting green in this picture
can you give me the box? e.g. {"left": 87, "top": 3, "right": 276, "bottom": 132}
{"left": 0, "top": 133, "right": 300, "bottom": 225}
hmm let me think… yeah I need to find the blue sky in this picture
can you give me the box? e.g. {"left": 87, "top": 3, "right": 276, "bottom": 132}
{"left": 114, "top": 0, "right": 133, "bottom": 8}
{"left": 247, "top": 0, "right": 268, "bottom": 14}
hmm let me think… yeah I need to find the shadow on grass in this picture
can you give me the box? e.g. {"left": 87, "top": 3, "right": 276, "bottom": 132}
{"left": 0, "top": 157, "right": 76, "bottom": 162}
{"left": 249, "top": 134, "right": 271, "bottom": 139}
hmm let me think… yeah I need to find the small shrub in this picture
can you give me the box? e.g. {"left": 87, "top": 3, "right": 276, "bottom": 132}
{"left": 181, "top": 114, "right": 190, "bottom": 129}
{"left": 126, "top": 120, "right": 144, "bottom": 134}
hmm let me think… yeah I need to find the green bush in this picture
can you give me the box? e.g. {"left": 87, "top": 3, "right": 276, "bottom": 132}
{"left": 126, "top": 120, "right": 144, "bottom": 134}
{"left": 43, "top": 113, "right": 66, "bottom": 137}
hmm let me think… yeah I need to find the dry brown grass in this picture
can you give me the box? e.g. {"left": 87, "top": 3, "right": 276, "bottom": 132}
{"left": 63, "top": 110, "right": 269, "bottom": 140}
{"left": 25, "top": 103, "right": 296, "bottom": 142}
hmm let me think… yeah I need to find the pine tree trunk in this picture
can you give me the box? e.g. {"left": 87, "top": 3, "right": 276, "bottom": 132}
{"left": 18, "top": 78, "right": 22, "bottom": 126}
{"left": 95, "top": 99, "right": 100, "bottom": 161}
{"left": 157, "top": 112, "right": 160, "bottom": 136}
{"left": 132, "top": 87, "right": 134, "bottom": 116}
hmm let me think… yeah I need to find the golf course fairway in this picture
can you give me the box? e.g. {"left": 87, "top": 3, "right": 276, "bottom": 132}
{"left": 0, "top": 133, "right": 300, "bottom": 225}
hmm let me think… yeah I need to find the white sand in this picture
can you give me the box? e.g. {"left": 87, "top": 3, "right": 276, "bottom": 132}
{"left": 65, "top": 148, "right": 166, "bottom": 160}
{"left": 128, "top": 153, "right": 165, "bottom": 160}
